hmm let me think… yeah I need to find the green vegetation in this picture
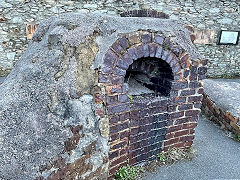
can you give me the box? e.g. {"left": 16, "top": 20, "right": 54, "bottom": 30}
{"left": 157, "top": 147, "right": 195, "bottom": 164}
{"left": 114, "top": 165, "right": 144, "bottom": 180}
{"left": 115, "top": 147, "right": 195, "bottom": 179}
{"left": 233, "top": 133, "right": 240, "bottom": 142}
{"left": 128, "top": 95, "right": 133, "bottom": 103}
{"left": 162, "top": 44, "right": 169, "bottom": 50}
{"left": 157, "top": 151, "right": 167, "bottom": 163}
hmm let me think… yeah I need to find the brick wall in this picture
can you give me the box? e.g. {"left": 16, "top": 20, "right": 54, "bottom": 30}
{"left": 97, "top": 30, "right": 206, "bottom": 178}
{"left": 202, "top": 93, "right": 240, "bottom": 134}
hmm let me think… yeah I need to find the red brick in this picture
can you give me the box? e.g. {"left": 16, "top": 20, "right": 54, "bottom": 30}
{"left": 167, "top": 125, "right": 182, "bottom": 133}
{"left": 119, "top": 112, "right": 130, "bottom": 121}
{"left": 106, "top": 95, "right": 119, "bottom": 105}
{"left": 94, "top": 93, "right": 103, "bottom": 104}
{"left": 136, "top": 44, "right": 144, "bottom": 58}
{"left": 168, "top": 105, "right": 177, "bottom": 112}
{"left": 120, "top": 130, "right": 129, "bottom": 139}
{"left": 106, "top": 85, "right": 122, "bottom": 94}
{"left": 110, "top": 76, "right": 124, "bottom": 85}
{"left": 109, "top": 161, "right": 127, "bottom": 175}
{"left": 149, "top": 43, "right": 157, "bottom": 57}
{"left": 154, "top": 35, "right": 164, "bottom": 45}
{"left": 185, "top": 141, "right": 193, "bottom": 147}
{"left": 95, "top": 108, "right": 104, "bottom": 118}
{"left": 110, "top": 133, "right": 119, "bottom": 143}
{"left": 178, "top": 104, "right": 193, "bottom": 111}
{"left": 174, "top": 117, "right": 191, "bottom": 125}
{"left": 185, "top": 110, "right": 200, "bottom": 117}
{"left": 119, "top": 36, "right": 129, "bottom": 50}
{"left": 111, "top": 40, "right": 124, "bottom": 54}
{"left": 169, "top": 111, "right": 184, "bottom": 119}
{"left": 110, "top": 155, "right": 128, "bottom": 167}
{"left": 174, "top": 130, "right": 189, "bottom": 137}
{"left": 189, "top": 129, "right": 195, "bottom": 134}
{"left": 109, "top": 115, "right": 119, "bottom": 124}
{"left": 180, "top": 89, "right": 196, "bottom": 96}
{"left": 111, "top": 140, "right": 127, "bottom": 150}
{"left": 180, "top": 54, "right": 189, "bottom": 64}
{"left": 165, "top": 133, "right": 174, "bottom": 139}
{"left": 188, "top": 95, "right": 203, "bottom": 103}
{"left": 180, "top": 135, "right": 194, "bottom": 142}
{"left": 103, "top": 49, "right": 118, "bottom": 67}
{"left": 172, "top": 82, "right": 188, "bottom": 90}
{"left": 109, "top": 150, "right": 119, "bottom": 160}
{"left": 198, "top": 88, "right": 204, "bottom": 94}
{"left": 164, "top": 138, "right": 179, "bottom": 146}
{"left": 120, "top": 147, "right": 128, "bottom": 155}
{"left": 110, "top": 122, "right": 129, "bottom": 134}
{"left": 172, "top": 96, "right": 187, "bottom": 104}
{"left": 182, "top": 123, "right": 197, "bottom": 129}
{"left": 108, "top": 104, "right": 130, "bottom": 115}
{"left": 141, "top": 33, "right": 152, "bottom": 43}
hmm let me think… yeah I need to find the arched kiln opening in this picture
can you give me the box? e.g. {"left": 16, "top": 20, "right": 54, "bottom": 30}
{"left": 124, "top": 57, "right": 174, "bottom": 97}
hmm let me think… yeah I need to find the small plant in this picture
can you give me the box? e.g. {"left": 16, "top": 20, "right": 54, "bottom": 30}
{"left": 233, "top": 133, "right": 240, "bottom": 142}
{"left": 157, "top": 151, "right": 167, "bottom": 163}
{"left": 128, "top": 95, "right": 134, "bottom": 103}
{"left": 162, "top": 44, "right": 169, "bottom": 50}
{"left": 114, "top": 165, "right": 144, "bottom": 180}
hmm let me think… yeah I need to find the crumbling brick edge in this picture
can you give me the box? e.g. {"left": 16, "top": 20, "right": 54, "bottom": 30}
{"left": 201, "top": 92, "right": 240, "bottom": 134}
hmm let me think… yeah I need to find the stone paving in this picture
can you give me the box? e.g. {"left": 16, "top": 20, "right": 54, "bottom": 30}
{"left": 204, "top": 78, "right": 240, "bottom": 118}
{"left": 141, "top": 114, "right": 240, "bottom": 180}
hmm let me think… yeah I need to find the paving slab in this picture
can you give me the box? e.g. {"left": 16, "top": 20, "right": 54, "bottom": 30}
{"left": 204, "top": 79, "right": 240, "bottom": 118}
{"left": 0, "top": 77, "right": 6, "bottom": 85}
{"left": 141, "top": 115, "right": 240, "bottom": 180}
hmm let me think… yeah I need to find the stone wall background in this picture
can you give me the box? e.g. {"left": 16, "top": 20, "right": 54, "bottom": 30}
{"left": 0, "top": 0, "right": 240, "bottom": 77}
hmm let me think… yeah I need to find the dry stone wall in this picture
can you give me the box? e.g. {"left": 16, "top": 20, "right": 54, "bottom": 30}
{"left": 0, "top": 0, "right": 240, "bottom": 77}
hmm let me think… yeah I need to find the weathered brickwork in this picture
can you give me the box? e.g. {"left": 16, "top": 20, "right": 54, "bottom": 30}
{"left": 202, "top": 93, "right": 240, "bottom": 134}
{"left": 98, "top": 31, "right": 206, "bottom": 178}
{"left": 0, "top": 0, "right": 239, "bottom": 77}
{"left": 0, "top": 12, "right": 206, "bottom": 180}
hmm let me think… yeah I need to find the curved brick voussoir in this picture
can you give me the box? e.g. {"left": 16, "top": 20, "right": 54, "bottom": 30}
{"left": 103, "top": 49, "right": 119, "bottom": 70}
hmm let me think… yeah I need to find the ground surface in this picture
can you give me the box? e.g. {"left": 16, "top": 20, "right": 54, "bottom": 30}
{"left": 141, "top": 114, "right": 240, "bottom": 180}
{"left": 204, "top": 79, "right": 240, "bottom": 118}
{"left": 0, "top": 77, "right": 5, "bottom": 84}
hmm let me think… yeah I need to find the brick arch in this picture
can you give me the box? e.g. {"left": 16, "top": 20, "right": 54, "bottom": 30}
{"left": 98, "top": 32, "right": 197, "bottom": 178}
{"left": 100, "top": 32, "right": 190, "bottom": 90}
{"left": 120, "top": 10, "right": 169, "bottom": 19}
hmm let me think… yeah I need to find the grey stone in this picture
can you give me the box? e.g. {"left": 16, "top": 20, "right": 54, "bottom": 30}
{"left": 204, "top": 79, "right": 240, "bottom": 118}
{"left": 83, "top": 4, "right": 98, "bottom": 9}
{"left": 11, "top": 16, "right": 23, "bottom": 23}
{"left": 218, "top": 18, "right": 233, "bottom": 24}
{"left": 7, "top": 52, "right": 16, "bottom": 60}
